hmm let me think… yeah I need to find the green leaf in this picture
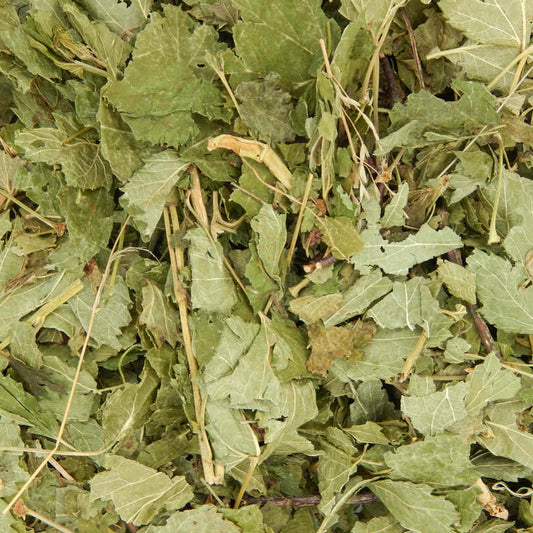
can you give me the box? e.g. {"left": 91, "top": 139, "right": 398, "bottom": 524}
{"left": 289, "top": 293, "right": 343, "bottom": 324}
{"left": 144, "top": 505, "right": 241, "bottom": 532}
{"left": 333, "top": 328, "right": 420, "bottom": 382}
{"left": 369, "top": 277, "right": 453, "bottom": 343}
{"left": 250, "top": 204, "right": 287, "bottom": 281}
{"left": 439, "top": 0, "right": 532, "bottom": 48}
{"left": 205, "top": 402, "right": 260, "bottom": 470}
{"left": 317, "top": 427, "right": 359, "bottom": 516}
{"left": 370, "top": 480, "right": 460, "bottom": 533}
{"left": 60, "top": 0, "right": 131, "bottom": 80}
{"left": 97, "top": 99, "right": 143, "bottom": 182}
{"left": 236, "top": 73, "right": 296, "bottom": 144}
{"left": 349, "top": 380, "right": 396, "bottom": 425}
{"left": 377, "top": 81, "right": 498, "bottom": 153}
{"left": 345, "top": 421, "right": 390, "bottom": 445}
{"left": 15, "top": 127, "right": 113, "bottom": 190}
{"left": 351, "top": 516, "right": 403, "bottom": 533}
{"left": 0, "top": 374, "right": 58, "bottom": 438}
{"left": 104, "top": 5, "right": 230, "bottom": 146}
{"left": 75, "top": 0, "right": 153, "bottom": 36}
{"left": 401, "top": 381, "right": 469, "bottom": 436}
{"left": 353, "top": 224, "right": 462, "bottom": 276}
{"left": 120, "top": 151, "right": 189, "bottom": 240}
{"left": 381, "top": 183, "right": 408, "bottom": 228}
{"left": 187, "top": 227, "right": 237, "bottom": 313}
{"left": 317, "top": 216, "right": 364, "bottom": 260}
{"left": 101, "top": 363, "right": 159, "bottom": 446}
{"left": 384, "top": 434, "right": 477, "bottom": 486}
{"left": 465, "top": 353, "right": 521, "bottom": 414}
{"left": 69, "top": 276, "right": 131, "bottom": 350}
{"left": 478, "top": 401, "right": 533, "bottom": 470}
{"left": 467, "top": 250, "right": 533, "bottom": 334}
{"left": 437, "top": 259, "right": 477, "bottom": 304}
{"left": 139, "top": 281, "right": 180, "bottom": 347}
{"left": 232, "top": 0, "right": 329, "bottom": 82}
{"left": 56, "top": 187, "right": 114, "bottom": 264}
{"left": 89, "top": 455, "right": 193, "bottom": 526}
{"left": 323, "top": 269, "right": 392, "bottom": 327}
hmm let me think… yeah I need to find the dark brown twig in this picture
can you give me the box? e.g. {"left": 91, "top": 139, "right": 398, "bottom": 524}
{"left": 400, "top": 8, "right": 425, "bottom": 90}
{"left": 242, "top": 490, "right": 378, "bottom": 509}
{"left": 380, "top": 55, "right": 405, "bottom": 106}
{"left": 445, "top": 250, "right": 501, "bottom": 359}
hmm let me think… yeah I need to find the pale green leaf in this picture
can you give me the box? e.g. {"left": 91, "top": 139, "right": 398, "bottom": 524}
{"left": 61, "top": 0, "right": 131, "bottom": 80}
{"left": 120, "top": 151, "right": 189, "bottom": 240}
{"left": 0, "top": 374, "right": 58, "bottom": 438}
{"left": 471, "top": 519, "right": 515, "bottom": 533}
{"left": 384, "top": 434, "right": 477, "bottom": 485}
{"left": 317, "top": 427, "right": 359, "bottom": 516}
{"left": 504, "top": 211, "right": 533, "bottom": 273}
{"left": 351, "top": 516, "right": 403, "bottom": 533}
{"left": 333, "top": 328, "right": 420, "bottom": 382}
{"left": 15, "top": 127, "right": 113, "bottom": 190}
{"left": 345, "top": 421, "right": 390, "bottom": 445}
{"left": 467, "top": 249, "right": 533, "bottom": 334}
{"left": 232, "top": 0, "right": 329, "bottom": 82}
{"left": 323, "top": 269, "right": 392, "bottom": 327}
{"left": 89, "top": 455, "right": 193, "bottom": 526}
{"left": 104, "top": 5, "right": 230, "bottom": 146}
{"left": 465, "top": 353, "right": 522, "bottom": 414}
{"left": 444, "top": 487, "right": 483, "bottom": 533}
{"left": 101, "top": 364, "right": 159, "bottom": 445}
{"left": 76, "top": 0, "right": 153, "bottom": 35}
{"left": 69, "top": 276, "right": 131, "bottom": 350}
{"left": 236, "top": 73, "right": 295, "bottom": 144}
{"left": 187, "top": 227, "right": 237, "bottom": 313}
{"left": 144, "top": 505, "right": 240, "bottom": 532}
{"left": 439, "top": 0, "right": 533, "bottom": 48}
{"left": 139, "top": 281, "right": 180, "bottom": 347}
{"left": 353, "top": 224, "right": 462, "bottom": 275}
{"left": 317, "top": 216, "right": 364, "bottom": 260}
{"left": 371, "top": 480, "right": 460, "bottom": 533}
{"left": 401, "top": 381, "right": 469, "bottom": 436}
{"left": 348, "top": 381, "right": 394, "bottom": 426}
{"left": 97, "top": 99, "right": 143, "bottom": 182}
{"left": 289, "top": 293, "right": 343, "bottom": 324}
{"left": 250, "top": 204, "right": 287, "bottom": 281}
{"left": 205, "top": 402, "right": 260, "bottom": 470}
{"left": 381, "top": 183, "right": 408, "bottom": 228}
{"left": 369, "top": 277, "right": 453, "bottom": 343}
{"left": 438, "top": 259, "right": 477, "bottom": 304}
{"left": 478, "top": 402, "right": 533, "bottom": 470}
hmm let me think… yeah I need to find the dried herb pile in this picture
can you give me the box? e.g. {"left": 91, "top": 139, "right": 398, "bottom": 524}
{"left": 0, "top": 0, "right": 532, "bottom": 531}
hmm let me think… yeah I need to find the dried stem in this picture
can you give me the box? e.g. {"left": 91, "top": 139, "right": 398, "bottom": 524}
{"left": 445, "top": 250, "right": 501, "bottom": 359}
{"left": 400, "top": 7, "right": 425, "bottom": 90}
{"left": 242, "top": 490, "right": 378, "bottom": 509}
{"left": 286, "top": 173, "right": 314, "bottom": 271}
{"left": 163, "top": 204, "right": 223, "bottom": 485}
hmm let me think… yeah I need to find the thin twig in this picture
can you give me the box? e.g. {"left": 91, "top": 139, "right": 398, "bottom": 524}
{"left": 163, "top": 205, "right": 223, "bottom": 485}
{"left": 286, "top": 173, "right": 314, "bottom": 271}
{"left": 2, "top": 217, "right": 131, "bottom": 515}
{"left": 242, "top": 490, "right": 378, "bottom": 509}
{"left": 13, "top": 500, "right": 75, "bottom": 533}
{"left": 400, "top": 7, "right": 425, "bottom": 90}
{"left": 445, "top": 250, "right": 501, "bottom": 359}
{"left": 0, "top": 188, "right": 61, "bottom": 232}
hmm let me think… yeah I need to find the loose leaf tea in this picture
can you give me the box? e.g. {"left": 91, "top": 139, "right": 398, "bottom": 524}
{"left": 0, "top": 0, "right": 532, "bottom": 531}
